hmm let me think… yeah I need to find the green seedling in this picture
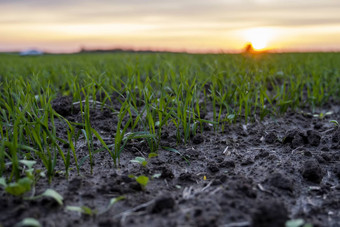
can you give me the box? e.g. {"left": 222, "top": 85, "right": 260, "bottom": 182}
{"left": 130, "top": 152, "right": 158, "bottom": 167}
{"left": 152, "top": 173, "right": 162, "bottom": 179}
{"left": 19, "top": 160, "right": 36, "bottom": 179}
{"left": 66, "top": 196, "right": 124, "bottom": 216}
{"left": 0, "top": 160, "right": 37, "bottom": 196}
{"left": 129, "top": 174, "right": 149, "bottom": 190}
{"left": 136, "top": 175, "right": 149, "bottom": 189}
{"left": 226, "top": 114, "right": 236, "bottom": 123}
{"left": 66, "top": 205, "right": 97, "bottom": 216}
{"left": 15, "top": 218, "right": 41, "bottom": 227}
{"left": 312, "top": 111, "right": 333, "bottom": 119}
{"left": 285, "top": 218, "right": 313, "bottom": 227}
{"left": 25, "top": 189, "right": 63, "bottom": 206}
{"left": 0, "top": 52, "right": 339, "bottom": 186}
{"left": 162, "top": 147, "right": 190, "bottom": 165}
{"left": 330, "top": 120, "right": 339, "bottom": 127}
{"left": 0, "top": 177, "right": 33, "bottom": 196}
{"left": 98, "top": 196, "right": 125, "bottom": 215}
{"left": 130, "top": 157, "right": 147, "bottom": 167}
{"left": 82, "top": 92, "right": 95, "bottom": 174}
{"left": 78, "top": 129, "right": 155, "bottom": 169}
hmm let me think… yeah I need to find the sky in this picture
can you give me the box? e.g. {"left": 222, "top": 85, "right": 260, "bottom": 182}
{"left": 0, "top": 0, "right": 340, "bottom": 53}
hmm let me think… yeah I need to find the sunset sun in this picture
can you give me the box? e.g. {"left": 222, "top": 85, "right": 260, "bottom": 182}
{"left": 244, "top": 28, "right": 275, "bottom": 51}
{"left": 250, "top": 36, "right": 267, "bottom": 50}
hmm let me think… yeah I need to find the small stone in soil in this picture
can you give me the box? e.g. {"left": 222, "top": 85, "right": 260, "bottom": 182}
{"left": 301, "top": 159, "right": 323, "bottom": 183}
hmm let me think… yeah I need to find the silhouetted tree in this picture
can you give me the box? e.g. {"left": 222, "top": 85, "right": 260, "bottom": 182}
{"left": 244, "top": 43, "right": 254, "bottom": 54}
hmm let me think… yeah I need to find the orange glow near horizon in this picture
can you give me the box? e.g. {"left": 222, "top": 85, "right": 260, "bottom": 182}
{"left": 0, "top": 1, "right": 340, "bottom": 53}
{"left": 1, "top": 22, "right": 340, "bottom": 53}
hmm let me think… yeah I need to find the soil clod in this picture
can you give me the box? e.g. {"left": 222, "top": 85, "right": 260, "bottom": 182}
{"left": 192, "top": 134, "right": 204, "bottom": 144}
{"left": 150, "top": 195, "right": 176, "bottom": 213}
{"left": 208, "top": 162, "right": 219, "bottom": 173}
{"left": 307, "top": 130, "right": 321, "bottom": 146}
{"left": 252, "top": 200, "right": 288, "bottom": 227}
{"left": 265, "top": 132, "right": 277, "bottom": 144}
{"left": 266, "top": 172, "right": 294, "bottom": 192}
{"left": 301, "top": 159, "right": 323, "bottom": 183}
{"left": 51, "top": 96, "right": 73, "bottom": 116}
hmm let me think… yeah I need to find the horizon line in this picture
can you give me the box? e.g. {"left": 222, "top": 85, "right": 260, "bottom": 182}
{"left": 2, "top": 46, "right": 340, "bottom": 55}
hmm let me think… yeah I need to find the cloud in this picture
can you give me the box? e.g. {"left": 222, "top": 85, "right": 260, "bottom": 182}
{"left": 1, "top": 0, "right": 339, "bottom": 27}
{"left": 1, "top": 1, "right": 339, "bottom": 28}
{"left": 0, "top": 0, "right": 339, "bottom": 51}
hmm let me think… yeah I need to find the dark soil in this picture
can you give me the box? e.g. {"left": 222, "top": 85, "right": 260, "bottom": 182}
{"left": 1, "top": 97, "right": 340, "bottom": 227}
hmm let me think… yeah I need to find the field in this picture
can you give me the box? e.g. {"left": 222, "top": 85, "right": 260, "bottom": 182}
{"left": 0, "top": 52, "right": 339, "bottom": 227}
